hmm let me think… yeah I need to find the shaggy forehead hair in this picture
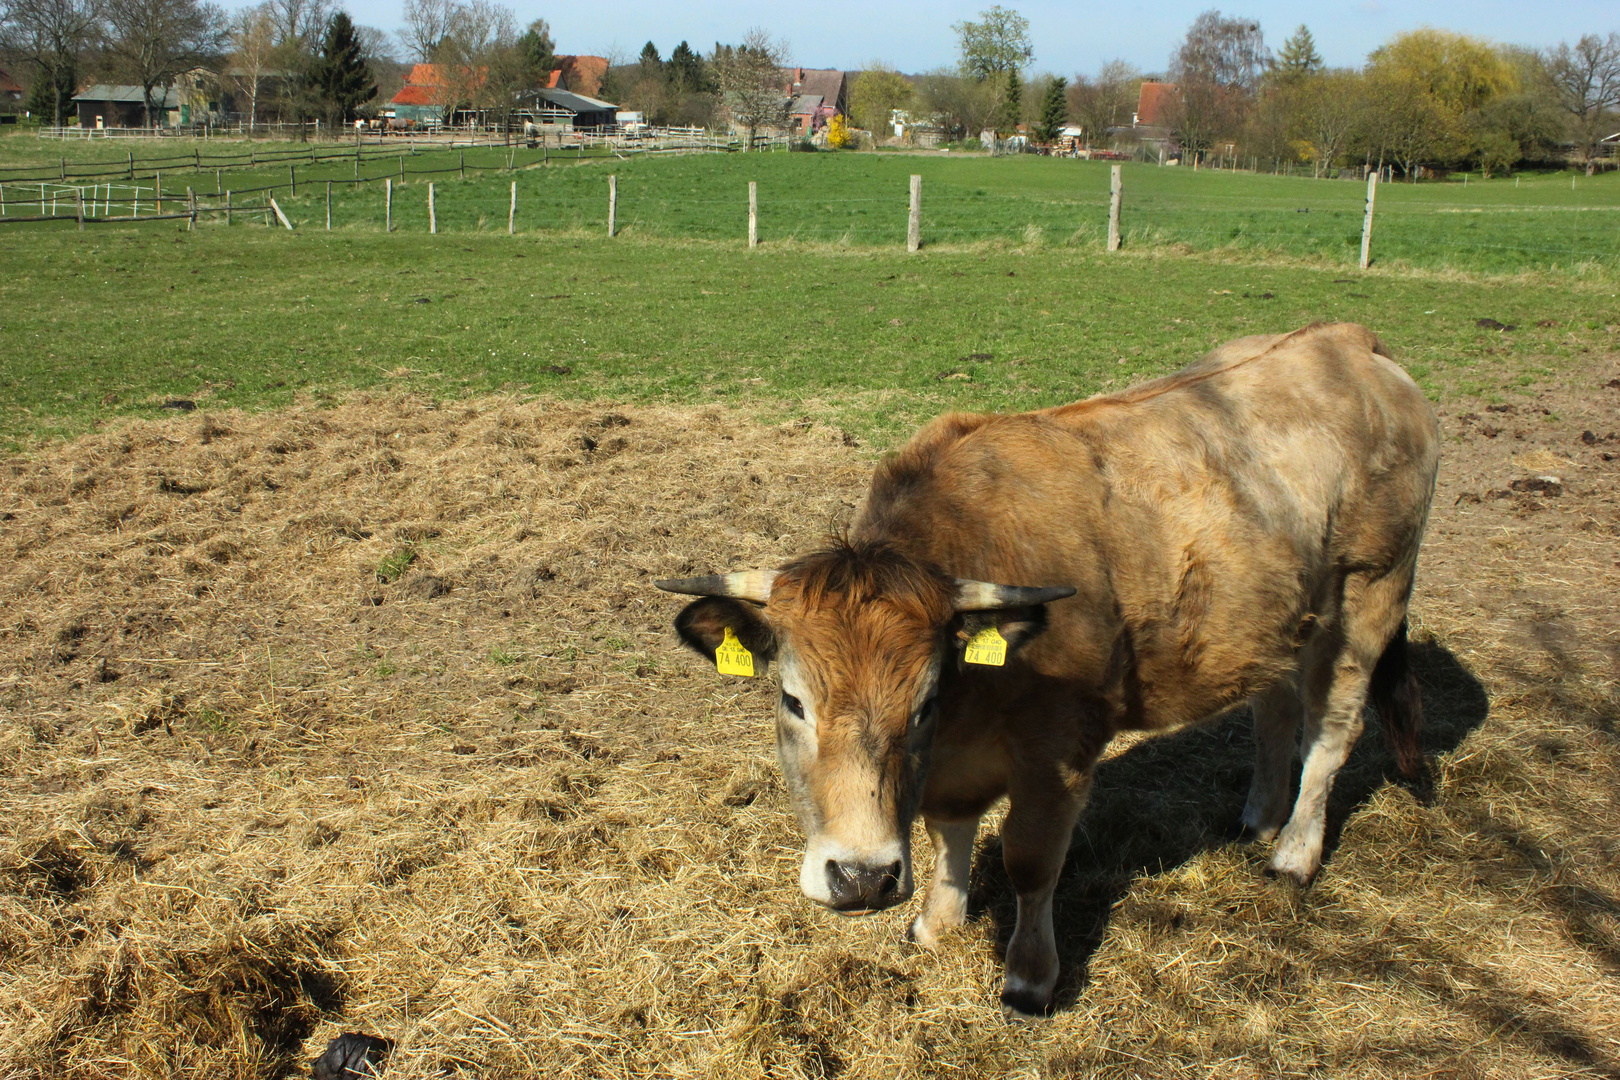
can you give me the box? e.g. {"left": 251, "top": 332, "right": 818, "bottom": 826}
{"left": 768, "top": 539, "right": 954, "bottom": 718}
{"left": 770, "top": 538, "right": 954, "bottom": 624}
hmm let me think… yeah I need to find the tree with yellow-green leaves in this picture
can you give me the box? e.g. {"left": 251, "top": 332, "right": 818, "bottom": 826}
{"left": 849, "top": 64, "right": 912, "bottom": 138}
{"left": 1364, "top": 29, "right": 1519, "bottom": 178}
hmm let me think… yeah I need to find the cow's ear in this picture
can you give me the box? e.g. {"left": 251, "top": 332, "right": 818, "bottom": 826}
{"left": 674, "top": 597, "right": 778, "bottom": 675}
{"left": 952, "top": 606, "right": 1051, "bottom": 670}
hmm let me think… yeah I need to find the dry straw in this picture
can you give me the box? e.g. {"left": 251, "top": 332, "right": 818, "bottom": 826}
{"left": 1, "top": 386, "right": 1617, "bottom": 1078}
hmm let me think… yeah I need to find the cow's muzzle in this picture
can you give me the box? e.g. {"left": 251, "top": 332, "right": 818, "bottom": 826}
{"left": 823, "top": 858, "right": 908, "bottom": 913}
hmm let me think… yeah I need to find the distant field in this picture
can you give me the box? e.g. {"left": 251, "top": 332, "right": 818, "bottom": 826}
{"left": 2, "top": 221, "right": 1616, "bottom": 450}
{"left": 3, "top": 133, "right": 1617, "bottom": 274}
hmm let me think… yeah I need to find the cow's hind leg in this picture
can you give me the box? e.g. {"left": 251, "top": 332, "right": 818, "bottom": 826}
{"left": 1270, "top": 573, "right": 1411, "bottom": 886}
{"left": 911, "top": 816, "right": 981, "bottom": 948}
{"left": 999, "top": 765, "right": 1090, "bottom": 1016}
{"left": 1242, "top": 679, "right": 1301, "bottom": 842}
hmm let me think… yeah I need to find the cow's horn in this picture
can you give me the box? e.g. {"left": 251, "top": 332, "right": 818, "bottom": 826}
{"left": 952, "top": 579, "right": 1077, "bottom": 611}
{"left": 654, "top": 570, "right": 778, "bottom": 604}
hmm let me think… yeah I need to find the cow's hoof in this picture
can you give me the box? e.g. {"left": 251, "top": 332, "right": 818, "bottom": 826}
{"left": 999, "top": 987, "right": 1051, "bottom": 1020}
{"left": 1264, "top": 857, "right": 1317, "bottom": 889}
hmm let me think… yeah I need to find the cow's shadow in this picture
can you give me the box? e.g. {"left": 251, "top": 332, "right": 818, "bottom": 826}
{"left": 968, "top": 641, "right": 1490, "bottom": 1011}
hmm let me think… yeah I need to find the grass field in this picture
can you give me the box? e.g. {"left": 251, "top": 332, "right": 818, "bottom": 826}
{"left": 4, "top": 133, "right": 1618, "bottom": 274}
{"left": 3, "top": 139, "right": 1620, "bottom": 1079}
{"left": 3, "top": 217, "right": 1618, "bottom": 451}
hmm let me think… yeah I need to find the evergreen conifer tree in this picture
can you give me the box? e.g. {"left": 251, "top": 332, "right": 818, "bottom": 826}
{"left": 1275, "top": 25, "right": 1323, "bottom": 81}
{"left": 1034, "top": 76, "right": 1068, "bottom": 142}
{"left": 310, "top": 11, "right": 376, "bottom": 126}
{"left": 1001, "top": 66, "right": 1022, "bottom": 134}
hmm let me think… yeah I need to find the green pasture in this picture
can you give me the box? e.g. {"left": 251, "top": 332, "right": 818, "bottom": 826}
{"left": 3, "top": 136, "right": 1617, "bottom": 274}
{"left": 2, "top": 214, "right": 1615, "bottom": 451}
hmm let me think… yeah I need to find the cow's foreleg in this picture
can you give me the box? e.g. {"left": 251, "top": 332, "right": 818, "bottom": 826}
{"left": 1242, "top": 680, "right": 1302, "bottom": 841}
{"left": 999, "top": 766, "right": 1090, "bottom": 1016}
{"left": 910, "top": 817, "right": 980, "bottom": 948}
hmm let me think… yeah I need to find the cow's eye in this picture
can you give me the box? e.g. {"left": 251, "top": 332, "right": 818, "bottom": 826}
{"left": 781, "top": 692, "right": 805, "bottom": 719}
{"left": 913, "top": 697, "right": 938, "bottom": 728}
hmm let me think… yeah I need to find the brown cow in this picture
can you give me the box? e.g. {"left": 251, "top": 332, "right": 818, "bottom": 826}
{"left": 658, "top": 323, "right": 1439, "bottom": 1015}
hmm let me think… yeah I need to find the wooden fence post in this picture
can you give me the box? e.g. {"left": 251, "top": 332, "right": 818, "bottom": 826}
{"left": 1359, "top": 172, "right": 1378, "bottom": 270}
{"left": 459, "top": 149, "right": 465, "bottom": 179}
{"left": 1107, "top": 164, "right": 1122, "bottom": 252}
{"left": 399, "top": 155, "right": 404, "bottom": 180}
{"left": 155, "top": 172, "right": 162, "bottom": 214}
{"left": 186, "top": 187, "right": 195, "bottom": 230}
{"left": 386, "top": 178, "right": 392, "bottom": 232}
{"left": 290, "top": 164, "right": 296, "bottom": 197}
{"left": 127, "top": 151, "right": 133, "bottom": 179}
{"left": 269, "top": 196, "right": 292, "bottom": 230}
{"left": 428, "top": 182, "right": 436, "bottom": 234}
{"left": 326, "top": 180, "right": 332, "bottom": 230}
{"left": 748, "top": 181, "right": 757, "bottom": 248}
{"left": 907, "top": 174, "right": 921, "bottom": 253}
{"left": 509, "top": 180, "right": 516, "bottom": 234}
{"left": 0, "top": 184, "right": 5, "bottom": 217}
{"left": 608, "top": 174, "right": 617, "bottom": 237}
{"left": 226, "top": 190, "right": 232, "bottom": 226}
{"left": 76, "top": 186, "right": 83, "bottom": 230}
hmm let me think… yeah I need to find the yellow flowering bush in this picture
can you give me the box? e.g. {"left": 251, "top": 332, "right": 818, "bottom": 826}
{"left": 826, "top": 113, "right": 852, "bottom": 149}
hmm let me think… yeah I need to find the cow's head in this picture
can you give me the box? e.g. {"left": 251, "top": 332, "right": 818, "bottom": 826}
{"left": 658, "top": 539, "right": 1073, "bottom": 914}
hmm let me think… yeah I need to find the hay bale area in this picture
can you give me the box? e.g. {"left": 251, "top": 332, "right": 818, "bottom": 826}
{"left": 1, "top": 388, "right": 1618, "bottom": 1078}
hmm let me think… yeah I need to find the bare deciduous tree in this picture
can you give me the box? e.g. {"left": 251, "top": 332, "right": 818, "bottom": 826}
{"left": 1545, "top": 33, "right": 1620, "bottom": 173}
{"left": 1294, "top": 69, "right": 1362, "bottom": 176}
{"left": 0, "top": 0, "right": 103, "bottom": 127}
{"left": 105, "top": 0, "right": 227, "bottom": 127}
{"left": 264, "top": 0, "right": 327, "bottom": 47}
{"left": 1167, "top": 10, "right": 1268, "bottom": 163}
{"left": 227, "top": 2, "right": 274, "bottom": 129}
{"left": 399, "top": 0, "right": 454, "bottom": 63}
{"left": 712, "top": 28, "right": 788, "bottom": 148}
{"left": 1067, "top": 59, "right": 1140, "bottom": 148}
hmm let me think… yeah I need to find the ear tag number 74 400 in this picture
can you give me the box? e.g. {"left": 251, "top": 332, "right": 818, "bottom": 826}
{"left": 716, "top": 627, "right": 756, "bottom": 677}
{"left": 964, "top": 625, "right": 1008, "bottom": 667}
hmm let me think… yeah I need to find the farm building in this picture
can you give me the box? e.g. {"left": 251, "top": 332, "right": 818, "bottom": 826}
{"left": 388, "top": 64, "right": 451, "bottom": 125}
{"left": 546, "top": 55, "right": 609, "bottom": 98}
{"left": 72, "top": 85, "right": 195, "bottom": 128}
{"left": 518, "top": 88, "right": 619, "bottom": 130}
{"left": 0, "top": 68, "right": 22, "bottom": 110}
{"left": 782, "top": 68, "right": 850, "bottom": 118}
{"left": 1133, "top": 81, "right": 1178, "bottom": 128}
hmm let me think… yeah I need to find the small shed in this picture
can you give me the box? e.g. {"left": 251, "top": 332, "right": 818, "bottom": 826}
{"left": 73, "top": 85, "right": 185, "bottom": 128}
{"left": 522, "top": 88, "right": 618, "bottom": 130}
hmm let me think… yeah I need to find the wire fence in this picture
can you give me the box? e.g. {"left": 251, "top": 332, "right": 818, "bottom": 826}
{"left": 2, "top": 157, "right": 1614, "bottom": 273}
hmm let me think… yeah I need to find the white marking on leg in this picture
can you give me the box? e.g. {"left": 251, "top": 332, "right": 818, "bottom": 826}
{"left": 911, "top": 818, "right": 978, "bottom": 948}
{"left": 1271, "top": 661, "right": 1367, "bottom": 885}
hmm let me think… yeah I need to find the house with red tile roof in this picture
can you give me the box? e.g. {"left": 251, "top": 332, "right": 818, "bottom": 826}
{"left": 1133, "top": 81, "right": 1178, "bottom": 128}
{"left": 387, "top": 56, "right": 610, "bottom": 126}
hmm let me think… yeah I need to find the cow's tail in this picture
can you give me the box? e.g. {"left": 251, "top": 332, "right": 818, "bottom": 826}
{"left": 1370, "top": 619, "right": 1424, "bottom": 780}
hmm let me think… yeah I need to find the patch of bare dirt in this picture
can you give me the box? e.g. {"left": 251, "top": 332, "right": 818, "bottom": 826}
{"left": 0, "top": 369, "right": 1617, "bottom": 1079}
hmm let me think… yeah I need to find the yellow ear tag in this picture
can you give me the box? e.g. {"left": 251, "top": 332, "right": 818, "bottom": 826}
{"left": 715, "top": 627, "right": 756, "bottom": 677}
{"left": 964, "top": 625, "right": 1008, "bottom": 667}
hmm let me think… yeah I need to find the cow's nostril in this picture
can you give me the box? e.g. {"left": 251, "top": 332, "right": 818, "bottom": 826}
{"left": 878, "top": 862, "right": 902, "bottom": 896}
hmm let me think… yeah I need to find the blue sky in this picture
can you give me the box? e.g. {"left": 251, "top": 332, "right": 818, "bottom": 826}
{"left": 340, "top": 0, "right": 1617, "bottom": 73}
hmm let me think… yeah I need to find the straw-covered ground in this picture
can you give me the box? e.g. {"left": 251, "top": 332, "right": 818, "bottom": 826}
{"left": 2, "top": 358, "right": 1618, "bottom": 1078}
